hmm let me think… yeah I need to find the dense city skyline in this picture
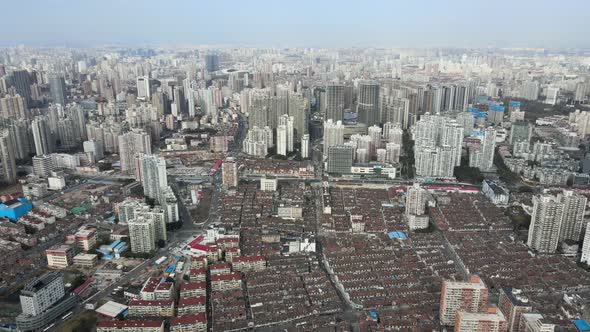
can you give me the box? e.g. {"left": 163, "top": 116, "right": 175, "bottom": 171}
{"left": 3, "top": 3, "right": 590, "bottom": 331}
{"left": 2, "top": 0, "right": 590, "bottom": 48}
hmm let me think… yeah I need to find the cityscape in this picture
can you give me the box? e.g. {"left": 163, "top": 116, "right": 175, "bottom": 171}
{"left": 2, "top": 1, "right": 590, "bottom": 332}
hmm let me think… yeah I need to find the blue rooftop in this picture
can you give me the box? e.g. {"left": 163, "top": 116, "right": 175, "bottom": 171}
{"left": 573, "top": 320, "right": 590, "bottom": 331}
{"left": 510, "top": 101, "right": 521, "bottom": 108}
{"left": 387, "top": 231, "right": 407, "bottom": 240}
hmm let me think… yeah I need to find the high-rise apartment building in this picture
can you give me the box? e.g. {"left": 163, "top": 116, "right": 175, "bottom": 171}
{"left": 383, "top": 122, "right": 403, "bottom": 145}
{"left": 582, "top": 222, "right": 590, "bottom": 264}
{"left": 301, "top": 134, "right": 310, "bottom": 159}
{"left": 137, "top": 76, "right": 150, "bottom": 101}
{"left": 32, "top": 155, "right": 54, "bottom": 178}
{"left": 0, "top": 130, "right": 17, "bottom": 184}
{"left": 128, "top": 216, "right": 157, "bottom": 253}
{"left": 406, "top": 183, "right": 427, "bottom": 216}
{"left": 469, "top": 127, "right": 496, "bottom": 171}
{"left": 440, "top": 276, "right": 489, "bottom": 326}
{"left": 277, "top": 125, "right": 287, "bottom": 156}
{"left": 323, "top": 119, "right": 344, "bottom": 156}
{"left": 118, "top": 130, "right": 151, "bottom": 173}
{"left": 140, "top": 155, "right": 168, "bottom": 203}
{"left": 32, "top": 116, "right": 53, "bottom": 156}
{"left": 528, "top": 191, "right": 587, "bottom": 253}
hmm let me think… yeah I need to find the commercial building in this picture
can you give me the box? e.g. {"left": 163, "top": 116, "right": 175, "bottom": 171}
{"left": 440, "top": 276, "right": 489, "bottom": 326}
{"left": 46, "top": 245, "right": 74, "bottom": 269}
{"left": 327, "top": 145, "right": 353, "bottom": 175}
{"left": 73, "top": 253, "right": 98, "bottom": 268}
{"left": 325, "top": 83, "right": 345, "bottom": 122}
{"left": 16, "top": 272, "right": 77, "bottom": 331}
{"left": 357, "top": 80, "right": 380, "bottom": 126}
{"left": 49, "top": 73, "right": 67, "bottom": 106}
{"left": 0, "top": 197, "right": 32, "bottom": 221}
{"left": 75, "top": 228, "right": 97, "bottom": 251}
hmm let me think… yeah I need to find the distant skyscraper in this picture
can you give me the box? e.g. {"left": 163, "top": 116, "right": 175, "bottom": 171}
{"left": 510, "top": 121, "right": 532, "bottom": 144}
{"left": 301, "top": 134, "right": 310, "bottom": 159}
{"left": 0, "top": 130, "right": 17, "bottom": 184}
{"left": 574, "top": 82, "right": 587, "bottom": 103}
{"left": 278, "top": 114, "right": 294, "bottom": 153}
{"left": 10, "top": 70, "right": 31, "bottom": 102}
{"left": 118, "top": 130, "right": 151, "bottom": 173}
{"left": 137, "top": 76, "right": 150, "bottom": 101}
{"left": 49, "top": 74, "right": 67, "bottom": 106}
{"left": 357, "top": 81, "right": 380, "bottom": 126}
{"left": 325, "top": 83, "right": 345, "bottom": 122}
{"left": 222, "top": 157, "right": 238, "bottom": 188}
{"left": 205, "top": 53, "right": 220, "bottom": 72}
{"left": 440, "top": 276, "right": 489, "bottom": 326}
{"left": 277, "top": 125, "right": 287, "bottom": 156}
{"left": 521, "top": 81, "right": 539, "bottom": 101}
{"left": 31, "top": 116, "right": 53, "bottom": 156}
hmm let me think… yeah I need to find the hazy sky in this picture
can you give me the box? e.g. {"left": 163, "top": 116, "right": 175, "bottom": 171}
{"left": 2, "top": 0, "right": 589, "bottom": 48}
